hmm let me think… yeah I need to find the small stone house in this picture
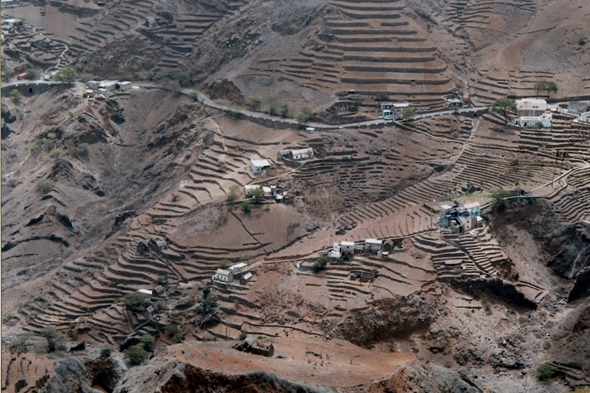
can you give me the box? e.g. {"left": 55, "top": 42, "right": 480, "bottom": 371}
{"left": 364, "top": 238, "right": 383, "bottom": 254}
{"left": 212, "top": 269, "right": 233, "bottom": 283}
{"left": 250, "top": 159, "right": 271, "bottom": 175}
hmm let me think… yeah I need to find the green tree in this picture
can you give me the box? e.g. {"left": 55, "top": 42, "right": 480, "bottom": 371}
{"left": 40, "top": 327, "right": 65, "bottom": 353}
{"left": 249, "top": 96, "right": 262, "bottom": 110}
{"left": 124, "top": 345, "right": 149, "bottom": 365}
{"left": 401, "top": 107, "right": 417, "bottom": 121}
{"left": 54, "top": 67, "right": 77, "bottom": 85}
{"left": 491, "top": 188, "right": 510, "bottom": 213}
{"left": 155, "top": 68, "right": 189, "bottom": 87}
{"left": 217, "top": 259, "right": 232, "bottom": 268}
{"left": 239, "top": 330, "right": 248, "bottom": 340}
{"left": 312, "top": 257, "right": 328, "bottom": 273}
{"left": 141, "top": 334, "right": 155, "bottom": 351}
{"left": 536, "top": 363, "right": 555, "bottom": 380}
{"left": 534, "top": 80, "right": 558, "bottom": 97}
{"left": 280, "top": 103, "right": 289, "bottom": 118}
{"left": 165, "top": 325, "right": 179, "bottom": 338}
{"left": 26, "top": 68, "right": 38, "bottom": 79}
{"left": 9, "top": 89, "right": 22, "bottom": 102}
{"left": 100, "top": 347, "right": 113, "bottom": 358}
{"left": 121, "top": 293, "right": 145, "bottom": 311}
{"left": 491, "top": 98, "right": 517, "bottom": 123}
{"left": 241, "top": 199, "right": 252, "bottom": 213}
{"left": 296, "top": 106, "right": 313, "bottom": 124}
{"left": 510, "top": 158, "right": 519, "bottom": 166}
{"left": 188, "top": 92, "right": 200, "bottom": 101}
{"left": 250, "top": 187, "right": 265, "bottom": 202}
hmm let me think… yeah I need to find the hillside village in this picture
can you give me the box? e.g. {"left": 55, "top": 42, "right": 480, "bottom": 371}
{"left": 2, "top": 0, "right": 590, "bottom": 392}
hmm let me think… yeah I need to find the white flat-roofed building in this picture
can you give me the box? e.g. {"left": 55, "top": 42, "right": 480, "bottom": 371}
{"left": 364, "top": 238, "right": 383, "bottom": 253}
{"left": 340, "top": 241, "right": 355, "bottom": 254}
{"left": 250, "top": 159, "right": 271, "bottom": 175}
{"left": 514, "top": 98, "right": 552, "bottom": 127}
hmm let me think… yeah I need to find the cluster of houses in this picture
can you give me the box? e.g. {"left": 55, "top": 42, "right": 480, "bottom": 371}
{"left": 212, "top": 262, "right": 253, "bottom": 286}
{"left": 439, "top": 201, "right": 483, "bottom": 233}
{"left": 327, "top": 237, "right": 402, "bottom": 260}
{"left": 511, "top": 98, "right": 589, "bottom": 128}
{"left": 250, "top": 147, "right": 314, "bottom": 176}
{"left": 244, "top": 184, "right": 287, "bottom": 202}
{"left": 84, "top": 80, "right": 137, "bottom": 95}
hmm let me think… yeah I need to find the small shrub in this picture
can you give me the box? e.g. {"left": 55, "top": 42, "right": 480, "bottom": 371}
{"left": 217, "top": 259, "right": 232, "bottom": 268}
{"left": 269, "top": 105, "right": 278, "bottom": 116}
{"left": 40, "top": 327, "right": 65, "bottom": 353}
{"left": 77, "top": 143, "right": 90, "bottom": 156}
{"left": 510, "top": 158, "right": 519, "bottom": 166}
{"left": 239, "top": 255, "right": 253, "bottom": 261}
{"left": 188, "top": 92, "right": 200, "bottom": 101}
{"left": 155, "top": 275, "right": 169, "bottom": 286}
{"left": 172, "top": 194, "right": 180, "bottom": 202}
{"left": 9, "top": 89, "right": 22, "bottom": 102}
{"left": 124, "top": 345, "right": 149, "bottom": 365}
{"left": 35, "top": 179, "right": 55, "bottom": 194}
{"left": 49, "top": 148, "right": 65, "bottom": 159}
{"left": 536, "top": 363, "right": 556, "bottom": 380}
{"left": 26, "top": 68, "right": 38, "bottom": 79}
{"left": 141, "top": 334, "right": 155, "bottom": 351}
{"left": 17, "top": 269, "right": 28, "bottom": 276}
{"left": 579, "top": 37, "right": 587, "bottom": 46}
{"left": 249, "top": 96, "right": 262, "bottom": 110}
{"left": 227, "top": 184, "right": 240, "bottom": 202}
{"left": 239, "top": 330, "right": 248, "bottom": 340}
{"left": 54, "top": 67, "right": 77, "bottom": 85}
{"left": 296, "top": 106, "right": 312, "bottom": 124}
{"left": 100, "top": 347, "right": 113, "bottom": 358}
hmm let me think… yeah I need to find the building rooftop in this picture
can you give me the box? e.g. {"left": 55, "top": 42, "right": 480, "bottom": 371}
{"left": 250, "top": 159, "right": 271, "bottom": 167}
{"left": 365, "top": 238, "right": 382, "bottom": 245}
{"left": 215, "top": 269, "right": 231, "bottom": 276}
{"left": 463, "top": 202, "right": 480, "bottom": 209}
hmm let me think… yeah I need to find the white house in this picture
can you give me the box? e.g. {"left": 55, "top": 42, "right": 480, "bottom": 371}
{"left": 327, "top": 242, "right": 342, "bottom": 260}
{"left": 364, "top": 238, "right": 383, "bottom": 254}
{"left": 380, "top": 101, "right": 410, "bottom": 120}
{"left": 578, "top": 112, "right": 590, "bottom": 124}
{"left": 250, "top": 159, "right": 271, "bottom": 175}
{"left": 514, "top": 98, "right": 552, "bottom": 127}
{"left": 340, "top": 241, "right": 355, "bottom": 255}
{"left": 439, "top": 202, "right": 482, "bottom": 233}
{"left": 443, "top": 94, "right": 464, "bottom": 108}
{"left": 137, "top": 289, "right": 153, "bottom": 298}
{"left": 212, "top": 269, "right": 233, "bottom": 283}
{"left": 229, "top": 263, "right": 247, "bottom": 272}
{"left": 289, "top": 148, "right": 314, "bottom": 161}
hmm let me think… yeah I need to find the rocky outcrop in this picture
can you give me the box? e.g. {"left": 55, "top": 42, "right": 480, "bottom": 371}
{"left": 337, "top": 293, "right": 438, "bottom": 347}
{"left": 569, "top": 266, "right": 590, "bottom": 302}
{"left": 448, "top": 275, "right": 537, "bottom": 309}
{"left": 114, "top": 361, "right": 328, "bottom": 393}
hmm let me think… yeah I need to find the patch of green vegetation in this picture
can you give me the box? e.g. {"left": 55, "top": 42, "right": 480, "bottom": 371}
{"left": 77, "top": 143, "right": 90, "bottom": 156}
{"left": 491, "top": 188, "right": 510, "bottom": 213}
{"left": 121, "top": 292, "right": 145, "bottom": 311}
{"left": 510, "top": 158, "right": 520, "bottom": 166}
{"left": 248, "top": 96, "right": 262, "bottom": 110}
{"left": 9, "top": 89, "right": 22, "bottom": 102}
{"left": 217, "top": 259, "right": 232, "bottom": 268}
{"left": 227, "top": 184, "right": 240, "bottom": 202}
{"left": 54, "top": 67, "right": 77, "bottom": 85}
{"left": 124, "top": 345, "right": 149, "bottom": 365}
{"left": 188, "top": 92, "right": 200, "bottom": 101}
{"left": 40, "top": 327, "right": 65, "bottom": 353}
{"left": 312, "top": 257, "right": 328, "bottom": 273}
{"left": 100, "top": 347, "right": 113, "bottom": 358}
{"left": 35, "top": 179, "right": 55, "bottom": 194}
{"left": 239, "top": 330, "right": 248, "bottom": 340}
{"left": 154, "top": 68, "right": 189, "bottom": 87}
{"left": 239, "top": 255, "right": 253, "bottom": 261}
{"left": 296, "top": 106, "right": 312, "bottom": 124}
{"left": 141, "top": 334, "right": 155, "bottom": 351}
{"left": 535, "top": 363, "right": 556, "bottom": 380}
{"left": 172, "top": 194, "right": 180, "bottom": 202}
{"left": 241, "top": 199, "right": 252, "bottom": 213}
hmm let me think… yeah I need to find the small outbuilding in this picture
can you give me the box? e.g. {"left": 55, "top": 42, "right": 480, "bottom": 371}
{"left": 364, "top": 238, "right": 383, "bottom": 254}
{"left": 250, "top": 159, "right": 271, "bottom": 175}
{"left": 340, "top": 241, "right": 355, "bottom": 255}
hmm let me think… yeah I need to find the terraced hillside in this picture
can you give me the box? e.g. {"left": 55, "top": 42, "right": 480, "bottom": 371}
{"left": 243, "top": 0, "right": 455, "bottom": 111}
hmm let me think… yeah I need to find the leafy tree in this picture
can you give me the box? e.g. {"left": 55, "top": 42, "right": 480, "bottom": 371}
{"left": 241, "top": 199, "right": 252, "bottom": 213}
{"left": 534, "top": 80, "right": 558, "bottom": 97}
{"left": 249, "top": 96, "right": 262, "bottom": 110}
{"left": 26, "top": 68, "right": 38, "bottom": 79}
{"left": 54, "top": 67, "right": 77, "bottom": 85}
{"left": 121, "top": 293, "right": 145, "bottom": 311}
{"left": 280, "top": 103, "right": 289, "bottom": 118}
{"left": 124, "top": 345, "right": 149, "bottom": 365}
{"left": 2, "top": 66, "right": 15, "bottom": 81}
{"left": 165, "top": 325, "right": 179, "bottom": 338}
{"left": 141, "top": 334, "right": 155, "bottom": 350}
{"left": 250, "top": 187, "right": 265, "bottom": 202}
{"left": 510, "top": 158, "right": 519, "bottom": 166}
{"left": 239, "top": 330, "right": 248, "bottom": 340}
{"left": 401, "top": 107, "right": 417, "bottom": 121}
{"left": 296, "top": 106, "right": 313, "bottom": 124}
{"left": 374, "top": 92, "right": 389, "bottom": 101}
{"left": 155, "top": 68, "right": 189, "bottom": 87}
{"left": 491, "top": 98, "right": 517, "bottom": 123}
{"left": 155, "top": 276, "right": 169, "bottom": 286}
{"left": 40, "top": 327, "right": 65, "bottom": 352}
{"left": 100, "top": 347, "right": 113, "bottom": 358}
{"left": 312, "top": 257, "right": 328, "bottom": 273}
{"left": 9, "top": 89, "right": 22, "bottom": 102}
{"left": 491, "top": 188, "right": 509, "bottom": 213}
{"left": 536, "top": 363, "right": 556, "bottom": 380}
{"left": 188, "top": 92, "right": 200, "bottom": 101}
{"left": 35, "top": 178, "right": 55, "bottom": 194}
